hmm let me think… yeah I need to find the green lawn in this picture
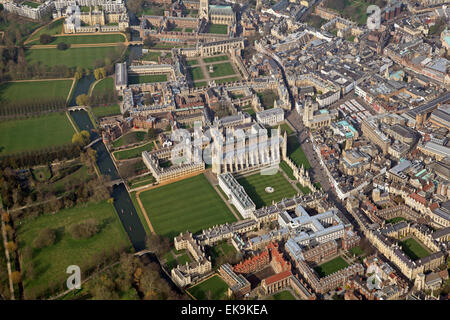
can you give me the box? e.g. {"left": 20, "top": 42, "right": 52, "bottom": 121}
{"left": 203, "top": 55, "right": 229, "bottom": 63}
{"left": 208, "top": 62, "right": 236, "bottom": 78}
{"left": 130, "top": 191, "right": 151, "bottom": 235}
{"left": 23, "top": 1, "right": 40, "bottom": 8}
{"left": 399, "top": 238, "right": 431, "bottom": 261}
{"left": 385, "top": 217, "right": 407, "bottom": 224}
{"left": 0, "top": 112, "right": 75, "bottom": 155}
{"left": 296, "top": 183, "right": 311, "bottom": 195}
{"left": 266, "top": 290, "right": 296, "bottom": 300}
{"left": 324, "top": 0, "right": 386, "bottom": 25}
{"left": 177, "top": 252, "right": 192, "bottom": 265}
{"left": 128, "top": 174, "right": 155, "bottom": 189}
{"left": 0, "top": 80, "right": 72, "bottom": 104}
{"left": 188, "top": 66, "right": 205, "bottom": 81}
{"left": 215, "top": 77, "right": 240, "bottom": 84}
{"left": 208, "top": 24, "right": 228, "bottom": 35}
{"left": 112, "top": 131, "right": 147, "bottom": 148}
{"left": 314, "top": 256, "right": 349, "bottom": 278}
{"left": 138, "top": 174, "right": 236, "bottom": 238}
{"left": 128, "top": 74, "right": 167, "bottom": 85}
{"left": 349, "top": 246, "right": 364, "bottom": 257}
{"left": 280, "top": 161, "right": 295, "bottom": 180}
{"left": 257, "top": 90, "right": 279, "bottom": 109}
{"left": 274, "top": 123, "right": 294, "bottom": 135}
{"left": 141, "top": 51, "right": 161, "bottom": 62}
{"left": 26, "top": 46, "right": 124, "bottom": 69}
{"left": 92, "top": 77, "right": 114, "bottom": 96}
{"left": 28, "top": 19, "right": 64, "bottom": 42}
{"left": 48, "top": 164, "right": 91, "bottom": 194}
{"left": 287, "top": 136, "right": 311, "bottom": 169}
{"left": 18, "top": 200, "right": 130, "bottom": 297}
{"left": 237, "top": 172, "right": 297, "bottom": 209}
{"left": 194, "top": 81, "right": 207, "bottom": 88}
{"left": 186, "top": 59, "right": 199, "bottom": 66}
{"left": 32, "top": 34, "right": 125, "bottom": 45}
{"left": 188, "top": 275, "right": 229, "bottom": 300}
{"left": 114, "top": 141, "right": 155, "bottom": 160}
{"left": 91, "top": 104, "right": 121, "bottom": 118}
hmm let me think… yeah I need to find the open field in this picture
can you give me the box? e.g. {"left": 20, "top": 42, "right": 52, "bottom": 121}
{"left": 28, "top": 19, "right": 64, "bottom": 42}
{"left": 399, "top": 238, "right": 431, "bottom": 260}
{"left": 0, "top": 80, "right": 72, "bottom": 104}
{"left": 0, "top": 112, "right": 75, "bottom": 155}
{"left": 208, "top": 62, "right": 236, "bottom": 78}
{"left": 314, "top": 256, "right": 349, "bottom": 278}
{"left": 237, "top": 171, "right": 297, "bottom": 208}
{"left": 92, "top": 77, "right": 114, "bottom": 96}
{"left": 114, "top": 141, "right": 155, "bottom": 160}
{"left": 207, "top": 24, "right": 228, "bottom": 35}
{"left": 91, "top": 104, "right": 121, "bottom": 118}
{"left": 31, "top": 34, "right": 125, "bottom": 45}
{"left": 128, "top": 74, "right": 167, "bottom": 84}
{"left": 26, "top": 46, "right": 124, "bottom": 69}
{"left": 17, "top": 200, "right": 130, "bottom": 297}
{"left": 287, "top": 136, "right": 311, "bottom": 169}
{"left": 138, "top": 174, "right": 236, "bottom": 238}
{"left": 187, "top": 275, "right": 229, "bottom": 300}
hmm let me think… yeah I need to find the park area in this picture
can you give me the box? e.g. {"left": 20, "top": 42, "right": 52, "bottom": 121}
{"left": 237, "top": 171, "right": 297, "bottom": 208}
{"left": 314, "top": 256, "right": 349, "bottom": 278}
{"left": 187, "top": 275, "right": 229, "bottom": 300}
{"left": 17, "top": 200, "right": 130, "bottom": 298}
{"left": 0, "top": 80, "right": 73, "bottom": 104}
{"left": 0, "top": 112, "right": 75, "bottom": 155}
{"left": 137, "top": 174, "right": 236, "bottom": 238}
{"left": 25, "top": 46, "right": 125, "bottom": 69}
{"left": 399, "top": 238, "right": 431, "bottom": 261}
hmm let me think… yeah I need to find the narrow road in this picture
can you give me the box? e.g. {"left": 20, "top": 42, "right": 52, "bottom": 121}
{"left": 0, "top": 214, "right": 15, "bottom": 300}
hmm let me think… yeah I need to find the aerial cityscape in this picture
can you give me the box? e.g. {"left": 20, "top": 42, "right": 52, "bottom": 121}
{"left": 0, "top": 0, "right": 449, "bottom": 303}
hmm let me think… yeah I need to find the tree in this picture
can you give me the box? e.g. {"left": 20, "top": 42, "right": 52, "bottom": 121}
{"left": 143, "top": 36, "right": 157, "bottom": 49}
{"left": 39, "top": 34, "right": 53, "bottom": 45}
{"left": 68, "top": 219, "right": 99, "bottom": 239}
{"left": 57, "top": 42, "right": 69, "bottom": 50}
{"left": 145, "top": 234, "right": 170, "bottom": 257}
{"left": 6, "top": 241, "right": 17, "bottom": 252}
{"left": 148, "top": 128, "right": 157, "bottom": 140}
{"left": 93, "top": 67, "right": 106, "bottom": 80}
{"left": 33, "top": 228, "right": 56, "bottom": 249}
{"left": 72, "top": 130, "right": 90, "bottom": 146}
{"left": 11, "top": 271, "right": 21, "bottom": 284}
{"left": 75, "top": 94, "right": 89, "bottom": 106}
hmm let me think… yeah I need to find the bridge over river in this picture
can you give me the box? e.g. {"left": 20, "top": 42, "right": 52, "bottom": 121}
{"left": 69, "top": 109, "right": 147, "bottom": 251}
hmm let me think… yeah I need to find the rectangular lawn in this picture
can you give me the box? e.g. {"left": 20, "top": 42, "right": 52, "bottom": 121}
{"left": 18, "top": 200, "right": 130, "bottom": 297}
{"left": 287, "top": 136, "right": 311, "bottom": 169}
{"left": 0, "top": 112, "right": 75, "bottom": 155}
{"left": 138, "top": 174, "right": 236, "bottom": 238}
{"left": 209, "top": 62, "right": 236, "bottom": 78}
{"left": 399, "top": 238, "right": 431, "bottom": 260}
{"left": 128, "top": 74, "right": 167, "bottom": 84}
{"left": 187, "top": 275, "right": 229, "bottom": 300}
{"left": 0, "top": 80, "right": 72, "bottom": 104}
{"left": 314, "top": 256, "right": 349, "bottom": 278}
{"left": 208, "top": 24, "right": 228, "bottom": 35}
{"left": 114, "top": 141, "right": 155, "bottom": 160}
{"left": 237, "top": 171, "right": 297, "bottom": 208}
{"left": 188, "top": 66, "right": 205, "bottom": 81}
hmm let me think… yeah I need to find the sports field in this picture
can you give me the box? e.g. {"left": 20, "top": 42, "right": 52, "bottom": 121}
{"left": 138, "top": 174, "right": 236, "bottom": 238}
{"left": 208, "top": 62, "right": 236, "bottom": 78}
{"left": 25, "top": 46, "right": 124, "bottom": 69}
{"left": 18, "top": 200, "right": 130, "bottom": 297}
{"left": 114, "top": 141, "right": 155, "bottom": 160}
{"left": 399, "top": 238, "right": 431, "bottom": 260}
{"left": 314, "top": 256, "right": 349, "bottom": 278}
{"left": 0, "top": 80, "right": 72, "bottom": 104}
{"left": 128, "top": 74, "right": 167, "bottom": 84}
{"left": 237, "top": 171, "right": 297, "bottom": 208}
{"left": 0, "top": 112, "right": 75, "bottom": 155}
{"left": 287, "top": 136, "right": 311, "bottom": 169}
{"left": 187, "top": 275, "right": 229, "bottom": 300}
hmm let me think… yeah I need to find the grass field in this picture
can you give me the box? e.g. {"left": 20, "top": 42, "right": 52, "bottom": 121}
{"left": 188, "top": 275, "right": 229, "bottom": 300}
{"left": 215, "top": 76, "right": 240, "bottom": 84}
{"left": 26, "top": 46, "right": 124, "bottom": 69}
{"left": 188, "top": 66, "right": 205, "bottom": 81}
{"left": 18, "top": 200, "right": 130, "bottom": 296}
{"left": 296, "top": 183, "right": 311, "bottom": 195}
{"left": 92, "top": 77, "right": 114, "bottom": 96}
{"left": 274, "top": 123, "right": 295, "bottom": 135}
{"left": 112, "top": 131, "right": 147, "bottom": 148}
{"left": 324, "top": 0, "right": 386, "bottom": 25}
{"left": 28, "top": 19, "right": 64, "bottom": 42}
{"left": 141, "top": 51, "right": 161, "bottom": 62}
{"left": 399, "top": 238, "right": 431, "bottom": 261}
{"left": 138, "top": 174, "right": 236, "bottom": 238}
{"left": 257, "top": 90, "right": 279, "bottom": 109}
{"left": 0, "top": 112, "right": 75, "bottom": 155}
{"left": 385, "top": 217, "right": 407, "bottom": 224}
{"left": 287, "top": 136, "right": 311, "bottom": 169}
{"left": 266, "top": 290, "right": 296, "bottom": 300}
{"left": 194, "top": 81, "right": 207, "bottom": 88}
{"left": 280, "top": 161, "right": 295, "bottom": 180}
{"left": 208, "top": 24, "right": 228, "bottom": 35}
{"left": 314, "top": 256, "right": 349, "bottom": 278}
{"left": 23, "top": 1, "right": 40, "bottom": 8}
{"left": 0, "top": 80, "right": 72, "bottom": 104}
{"left": 208, "top": 62, "right": 236, "bottom": 78}
{"left": 128, "top": 174, "right": 155, "bottom": 189}
{"left": 237, "top": 171, "right": 297, "bottom": 208}
{"left": 32, "top": 34, "right": 125, "bottom": 45}
{"left": 186, "top": 59, "right": 199, "bottom": 66}
{"left": 348, "top": 246, "right": 364, "bottom": 257}
{"left": 203, "top": 55, "right": 229, "bottom": 63}
{"left": 91, "top": 104, "right": 121, "bottom": 118}
{"left": 114, "top": 141, "right": 155, "bottom": 160}
{"left": 128, "top": 74, "right": 167, "bottom": 84}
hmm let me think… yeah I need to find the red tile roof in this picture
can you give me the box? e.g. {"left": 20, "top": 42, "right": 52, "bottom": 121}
{"left": 264, "top": 270, "right": 292, "bottom": 285}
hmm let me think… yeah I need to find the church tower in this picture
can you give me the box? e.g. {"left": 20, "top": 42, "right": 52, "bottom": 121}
{"left": 200, "top": 0, "right": 209, "bottom": 20}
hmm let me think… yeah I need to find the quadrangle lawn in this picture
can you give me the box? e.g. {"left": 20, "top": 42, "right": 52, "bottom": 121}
{"left": 187, "top": 275, "right": 229, "bottom": 300}
{"left": 314, "top": 256, "right": 349, "bottom": 278}
{"left": 208, "top": 62, "right": 236, "bottom": 78}
{"left": 266, "top": 290, "right": 296, "bottom": 300}
{"left": 237, "top": 171, "right": 298, "bottom": 209}
{"left": 0, "top": 80, "right": 73, "bottom": 104}
{"left": 399, "top": 238, "right": 431, "bottom": 261}
{"left": 25, "top": 46, "right": 125, "bottom": 69}
{"left": 17, "top": 200, "right": 130, "bottom": 297}
{"left": 207, "top": 24, "right": 228, "bottom": 35}
{"left": 287, "top": 135, "right": 311, "bottom": 170}
{"left": 138, "top": 174, "right": 236, "bottom": 238}
{"left": 188, "top": 66, "right": 205, "bottom": 81}
{"left": 128, "top": 74, "right": 167, "bottom": 85}
{"left": 0, "top": 112, "right": 75, "bottom": 155}
{"left": 114, "top": 141, "right": 155, "bottom": 160}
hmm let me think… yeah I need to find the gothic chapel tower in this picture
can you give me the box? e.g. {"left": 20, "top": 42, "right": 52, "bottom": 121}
{"left": 200, "top": 0, "right": 209, "bottom": 20}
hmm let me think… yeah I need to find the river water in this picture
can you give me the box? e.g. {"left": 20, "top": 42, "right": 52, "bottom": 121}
{"left": 69, "top": 109, "right": 147, "bottom": 251}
